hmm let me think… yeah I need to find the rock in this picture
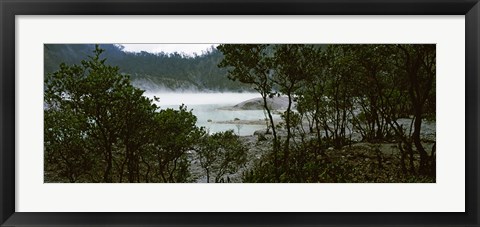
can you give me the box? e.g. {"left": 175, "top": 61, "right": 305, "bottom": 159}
{"left": 234, "top": 117, "right": 240, "bottom": 121}
{"left": 254, "top": 129, "right": 268, "bottom": 136}
{"left": 257, "top": 134, "right": 267, "bottom": 141}
{"left": 327, "top": 147, "right": 334, "bottom": 151}
{"left": 253, "top": 130, "right": 268, "bottom": 141}
{"left": 226, "top": 96, "right": 292, "bottom": 110}
{"left": 364, "top": 158, "right": 370, "bottom": 162}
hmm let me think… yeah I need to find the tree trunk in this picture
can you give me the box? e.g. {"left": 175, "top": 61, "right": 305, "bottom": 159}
{"left": 206, "top": 169, "right": 210, "bottom": 183}
{"left": 413, "top": 107, "right": 428, "bottom": 174}
{"left": 127, "top": 146, "right": 135, "bottom": 183}
{"left": 103, "top": 146, "right": 112, "bottom": 183}
{"left": 262, "top": 94, "right": 280, "bottom": 182}
{"left": 284, "top": 92, "right": 293, "bottom": 167}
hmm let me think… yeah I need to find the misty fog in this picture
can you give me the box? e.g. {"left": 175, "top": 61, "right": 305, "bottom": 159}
{"left": 144, "top": 92, "right": 279, "bottom": 136}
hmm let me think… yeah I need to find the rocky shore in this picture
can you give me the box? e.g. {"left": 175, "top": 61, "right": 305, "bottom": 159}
{"left": 190, "top": 97, "right": 436, "bottom": 183}
{"left": 218, "top": 96, "right": 292, "bottom": 111}
{"left": 190, "top": 118, "right": 436, "bottom": 183}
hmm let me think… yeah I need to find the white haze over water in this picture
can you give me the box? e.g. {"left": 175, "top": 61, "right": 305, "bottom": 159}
{"left": 143, "top": 92, "right": 271, "bottom": 136}
{"left": 144, "top": 92, "right": 260, "bottom": 106}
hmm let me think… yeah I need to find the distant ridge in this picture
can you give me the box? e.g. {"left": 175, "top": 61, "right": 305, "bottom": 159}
{"left": 44, "top": 44, "right": 251, "bottom": 92}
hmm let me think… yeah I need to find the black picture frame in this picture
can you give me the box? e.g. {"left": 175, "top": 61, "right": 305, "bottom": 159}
{"left": 1, "top": 0, "right": 479, "bottom": 226}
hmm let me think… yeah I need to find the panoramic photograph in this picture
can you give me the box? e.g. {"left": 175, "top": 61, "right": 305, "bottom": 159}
{"left": 44, "top": 44, "right": 436, "bottom": 183}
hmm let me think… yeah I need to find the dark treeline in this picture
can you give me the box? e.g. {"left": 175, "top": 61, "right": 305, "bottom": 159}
{"left": 218, "top": 44, "right": 435, "bottom": 182}
{"left": 44, "top": 44, "right": 435, "bottom": 183}
{"left": 45, "top": 44, "right": 249, "bottom": 91}
{"left": 44, "top": 46, "right": 246, "bottom": 183}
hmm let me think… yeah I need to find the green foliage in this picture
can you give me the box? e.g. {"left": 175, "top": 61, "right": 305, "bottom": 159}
{"left": 45, "top": 44, "right": 250, "bottom": 91}
{"left": 44, "top": 107, "right": 93, "bottom": 182}
{"left": 221, "top": 44, "right": 436, "bottom": 182}
{"left": 46, "top": 44, "right": 436, "bottom": 183}
{"left": 151, "top": 104, "right": 204, "bottom": 183}
{"left": 44, "top": 45, "right": 210, "bottom": 183}
{"left": 218, "top": 44, "right": 282, "bottom": 182}
{"left": 196, "top": 130, "right": 247, "bottom": 183}
{"left": 45, "top": 45, "right": 152, "bottom": 182}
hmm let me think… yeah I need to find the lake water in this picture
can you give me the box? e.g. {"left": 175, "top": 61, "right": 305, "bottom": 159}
{"left": 144, "top": 92, "right": 277, "bottom": 136}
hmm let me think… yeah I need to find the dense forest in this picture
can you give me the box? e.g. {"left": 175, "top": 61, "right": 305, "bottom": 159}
{"left": 44, "top": 44, "right": 435, "bottom": 183}
{"left": 45, "top": 44, "right": 249, "bottom": 91}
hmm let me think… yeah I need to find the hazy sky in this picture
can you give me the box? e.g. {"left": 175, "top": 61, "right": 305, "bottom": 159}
{"left": 119, "top": 44, "right": 218, "bottom": 56}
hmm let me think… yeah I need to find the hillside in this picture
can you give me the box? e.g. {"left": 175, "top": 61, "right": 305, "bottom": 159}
{"left": 44, "top": 44, "right": 251, "bottom": 92}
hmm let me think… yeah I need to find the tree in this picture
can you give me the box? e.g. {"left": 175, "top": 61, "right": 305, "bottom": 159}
{"left": 45, "top": 44, "right": 250, "bottom": 92}
{"left": 44, "top": 107, "right": 93, "bottom": 182}
{"left": 45, "top": 45, "right": 159, "bottom": 182}
{"left": 117, "top": 86, "right": 158, "bottom": 182}
{"left": 394, "top": 44, "right": 436, "bottom": 176}
{"left": 334, "top": 45, "right": 394, "bottom": 143}
{"left": 45, "top": 45, "right": 232, "bottom": 183}
{"left": 272, "top": 45, "right": 315, "bottom": 166}
{"left": 217, "top": 44, "right": 282, "bottom": 181}
{"left": 295, "top": 47, "right": 329, "bottom": 153}
{"left": 196, "top": 130, "right": 247, "bottom": 183}
{"left": 243, "top": 44, "right": 436, "bottom": 182}
{"left": 46, "top": 46, "right": 126, "bottom": 182}
{"left": 152, "top": 104, "right": 204, "bottom": 182}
